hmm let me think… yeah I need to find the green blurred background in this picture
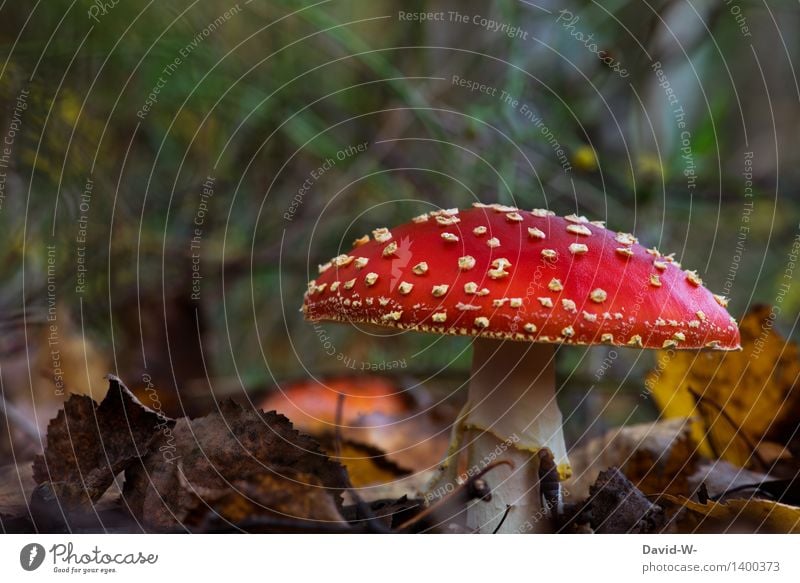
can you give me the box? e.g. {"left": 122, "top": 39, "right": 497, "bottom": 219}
{"left": 1, "top": 0, "right": 798, "bottom": 460}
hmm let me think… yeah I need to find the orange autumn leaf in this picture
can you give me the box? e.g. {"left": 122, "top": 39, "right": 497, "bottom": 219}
{"left": 659, "top": 494, "right": 800, "bottom": 534}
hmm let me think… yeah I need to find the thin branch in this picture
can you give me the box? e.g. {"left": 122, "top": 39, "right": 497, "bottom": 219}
{"left": 492, "top": 505, "right": 512, "bottom": 534}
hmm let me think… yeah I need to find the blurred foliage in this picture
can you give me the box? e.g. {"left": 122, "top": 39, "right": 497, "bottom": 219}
{"left": 0, "top": 0, "right": 798, "bottom": 439}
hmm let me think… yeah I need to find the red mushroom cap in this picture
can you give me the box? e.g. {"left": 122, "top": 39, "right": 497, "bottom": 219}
{"left": 302, "top": 204, "right": 741, "bottom": 350}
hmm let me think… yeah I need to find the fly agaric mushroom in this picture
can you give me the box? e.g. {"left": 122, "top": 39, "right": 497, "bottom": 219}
{"left": 302, "top": 204, "right": 740, "bottom": 533}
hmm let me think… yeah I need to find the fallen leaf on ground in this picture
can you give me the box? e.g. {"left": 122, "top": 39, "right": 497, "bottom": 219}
{"left": 576, "top": 468, "right": 667, "bottom": 534}
{"left": 123, "top": 400, "right": 349, "bottom": 530}
{"left": 688, "top": 460, "right": 800, "bottom": 506}
{"left": 182, "top": 471, "right": 344, "bottom": 527}
{"left": 659, "top": 493, "right": 800, "bottom": 533}
{"left": 32, "top": 375, "right": 168, "bottom": 508}
{"left": 687, "top": 459, "right": 773, "bottom": 500}
{"left": 648, "top": 305, "right": 800, "bottom": 468}
{"left": 343, "top": 470, "right": 434, "bottom": 504}
{"left": 567, "top": 418, "right": 698, "bottom": 499}
{"left": 342, "top": 494, "right": 423, "bottom": 530}
{"left": 0, "top": 463, "right": 34, "bottom": 520}
{"left": 317, "top": 435, "right": 411, "bottom": 487}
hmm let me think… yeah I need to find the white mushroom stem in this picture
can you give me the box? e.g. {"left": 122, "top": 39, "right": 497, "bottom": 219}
{"left": 429, "top": 339, "right": 569, "bottom": 533}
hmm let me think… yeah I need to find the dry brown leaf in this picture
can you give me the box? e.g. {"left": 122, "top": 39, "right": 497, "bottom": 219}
{"left": 660, "top": 493, "right": 800, "bottom": 533}
{"left": 567, "top": 418, "right": 698, "bottom": 499}
{"left": 0, "top": 463, "right": 34, "bottom": 518}
{"left": 687, "top": 459, "right": 773, "bottom": 500}
{"left": 124, "top": 400, "right": 349, "bottom": 530}
{"left": 583, "top": 468, "right": 667, "bottom": 534}
{"left": 182, "top": 472, "right": 345, "bottom": 526}
{"left": 317, "top": 435, "right": 411, "bottom": 487}
{"left": 648, "top": 305, "right": 800, "bottom": 468}
{"left": 32, "top": 375, "right": 167, "bottom": 508}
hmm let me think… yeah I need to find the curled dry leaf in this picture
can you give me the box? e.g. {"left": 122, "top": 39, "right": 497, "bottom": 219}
{"left": 574, "top": 468, "right": 667, "bottom": 534}
{"left": 648, "top": 305, "right": 800, "bottom": 468}
{"left": 123, "top": 400, "right": 349, "bottom": 530}
{"left": 181, "top": 472, "right": 345, "bottom": 528}
{"left": 659, "top": 493, "right": 800, "bottom": 533}
{"left": 687, "top": 459, "right": 773, "bottom": 500}
{"left": 567, "top": 418, "right": 698, "bottom": 500}
{"left": 687, "top": 459, "right": 800, "bottom": 507}
{"left": 32, "top": 375, "right": 169, "bottom": 508}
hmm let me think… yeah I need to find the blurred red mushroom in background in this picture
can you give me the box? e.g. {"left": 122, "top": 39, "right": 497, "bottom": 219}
{"left": 260, "top": 375, "right": 452, "bottom": 484}
{"left": 260, "top": 375, "right": 407, "bottom": 432}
